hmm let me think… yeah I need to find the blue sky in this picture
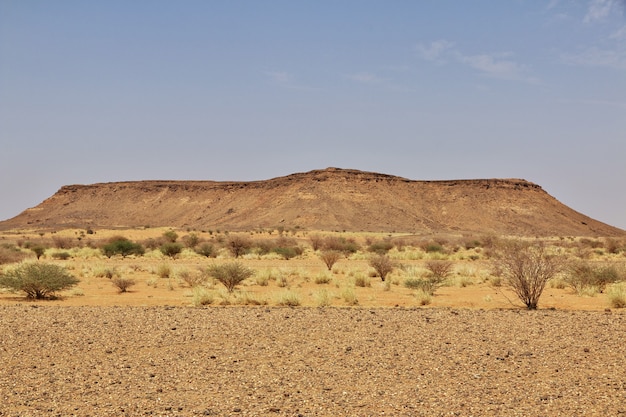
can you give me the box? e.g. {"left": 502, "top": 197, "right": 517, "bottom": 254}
{"left": 1, "top": 1, "right": 625, "bottom": 229}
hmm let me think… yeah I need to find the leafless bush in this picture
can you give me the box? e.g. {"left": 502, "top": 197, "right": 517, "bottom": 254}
{"left": 227, "top": 236, "right": 252, "bottom": 258}
{"left": 52, "top": 235, "right": 74, "bottom": 249}
{"left": 494, "top": 241, "right": 562, "bottom": 309}
{"left": 0, "top": 244, "right": 29, "bottom": 265}
{"left": 319, "top": 250, "right": 342, "bottom": 271}
{"left": 369, "top": 254, "right": 394, "bottom": 281}
{"left": 111, "top": 276, "right": 136, "bottom": 293}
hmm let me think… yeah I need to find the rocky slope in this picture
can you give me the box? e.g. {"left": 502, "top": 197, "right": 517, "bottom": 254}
{"left": 1, "top": 168, "right": 623, "bottom": 236}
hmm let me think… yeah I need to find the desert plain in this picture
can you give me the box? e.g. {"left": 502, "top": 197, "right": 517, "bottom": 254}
{"left": 1, "top": 226, "right": 626, "bottom": 416}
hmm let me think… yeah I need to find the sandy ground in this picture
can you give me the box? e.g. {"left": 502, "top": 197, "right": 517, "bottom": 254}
{"left": 1, "top": 305, "right": 625, "bottom": 416}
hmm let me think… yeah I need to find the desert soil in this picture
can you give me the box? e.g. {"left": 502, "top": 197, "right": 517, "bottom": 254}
{"left": 1, "top": 305, "right": 625, "bottom": 416}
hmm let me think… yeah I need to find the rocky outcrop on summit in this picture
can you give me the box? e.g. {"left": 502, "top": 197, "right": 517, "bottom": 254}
{"left": 1, "top": 168, "right": 623, "bottom": 236}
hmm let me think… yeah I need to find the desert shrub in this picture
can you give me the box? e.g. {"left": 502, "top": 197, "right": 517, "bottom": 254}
{"left": 272, "top": 246, "right": 303, "bottom": 260}
{"left": 102, "top": 238, "right": 145, "bottom": 258}
{"left": 564, "top": 262, "right": 621, "bottom": 294}
{"left": 51, "top": 251, "right": 71, "bottom": 260}
{"left": 160, "top": 242, "right": 183, "bottom": 258}
{"left": 494, "top": 241, "right": 562, "bottom": 310}
{"left": 195, "top": 242, "right": 217, "bottom": 258}
{"left": 403, "top": 278, "right": 423, "bottom": 289}
{"left": 178, "top": 269, "right": 207, "bottom": 288}
{"left": 425, "top": 260, "right": 454, "bottom": 280}
{"left": 207, "top": 262, "right": 254, "bottom": 292}
{"left": 368, "top": 240, "right": 394, "bottom": 254}
{"left": 31, "top": 245, "right": 46, "bottom": 260}
{"left": 607, "top": 284, "right": 626, "bottom": 308}
{"left": 142, "top": 238, "right": 162, "bottom": 250}
{"left": 111, "top": 276, "right": 136, "bottom": 293}
{"left": 322, "top": 236, "right": 360, "bottom": 255}
{"left": 182, "top": 233, "right": 200, "bottom": 248}
{"left": 422, "top": 242, "right": 445, "bottom": 253}
{"left": 227, "top": 236, "right": 252, "bottom": 258}
{"left": 603, "top": 238, "right": 624, "bottom": 254}
{"left": 0, "top": 262, "right": 79, "bottom": 299}
{"left": 0, "top": 244, "right": 28, "bottom": 265}
{"left": 162, "top": 230, "right": 179, "bottom": 243}
{"left": 319, "top": 250, "right": 342, "bottom": 271}
{"left": 51, "top": 235, "right": 74, "bottom": 249}
{"left": 276, "top": 291, "right": 301, "bottom": 306}
{"left": 369, "top": 254, "right": 394, "bottom": 281}
{"left": 309, "top": 234, "right": 324, "bottom": 251}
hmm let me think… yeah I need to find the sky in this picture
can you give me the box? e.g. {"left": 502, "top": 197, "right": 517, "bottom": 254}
{"left": 1, "top": 1, "right": 625, "bottom": 229}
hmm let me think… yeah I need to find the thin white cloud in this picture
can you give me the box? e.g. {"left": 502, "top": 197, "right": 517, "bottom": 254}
{"left": 347, "top": 72, "right": 387, "bottom": 84}
{"left": 563, "top": 46, "right": 626, "bottom": 69}
{"left": 610, "top": 25, "right": 626, "bottom": 39}
{"left": 458, "top": 53, "right": 533, "bottom": 81}
{"left": 264, "top": 71, "right": 317, "bottom": 91}
{"left": 584, "top": 0, "right": 622, "bottom": 23}
{"left": 265, "top": 71, "right": 292, "bottom": 84}
{"left": 415, "top": 40, "right": 455, "bottom": 62}
{"left": 416, "top": 40, "right": 536, "bottom": 83}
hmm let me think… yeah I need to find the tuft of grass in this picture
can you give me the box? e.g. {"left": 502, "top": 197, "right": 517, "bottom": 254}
{"left": 70, "top": 287, "right": 85, "bottom": 297}
{"left": 341, "top": 287, "right": 358, "bottom": 305}
{"left": 146, "top": 277, "right": 159, "bottom": 288}
{"left": 157, "top": 263, "right": 171, "bottom": 278}
{"left": 276, "top": 274, "right": 289, "bottom": 288}
{"left": 234, "top": 291, "right": 267, "bottom": 306}
{"left": 314, "top": 272, "right": 332, "bottom": 284}
{"left": 607, "top": 284, "right": 626, "bottom": 308}
{"left": 192, "top": 287, "right": 214, "bottom": 306}
{"left": 414, "top": 289, "right": 432, "bottom": 306}
{"left": 353, "top": 273, "right": 371, "bottom": 288}
{"left": 276, "top": 291, "right": 301, "bottom": 306}
{"left": 315, "top": 289, "right": 332, "bottom": 307}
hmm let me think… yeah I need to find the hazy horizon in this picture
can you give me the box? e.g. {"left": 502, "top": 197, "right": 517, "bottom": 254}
{"left": 1, "top": 1, "right": 625, "bottom": 229}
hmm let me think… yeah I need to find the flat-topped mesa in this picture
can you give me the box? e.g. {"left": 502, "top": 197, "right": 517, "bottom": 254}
{"left": 0, "top": 168, "right": 622, "bottom": 236}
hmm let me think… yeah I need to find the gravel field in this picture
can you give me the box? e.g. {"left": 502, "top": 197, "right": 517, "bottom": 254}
{"left": 1, "top": 306, "right": 625, "bottom": 416}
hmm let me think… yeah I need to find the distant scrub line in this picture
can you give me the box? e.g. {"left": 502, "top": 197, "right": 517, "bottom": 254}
{"left": 0, "top": 229, "right": 625, "bottom": 308}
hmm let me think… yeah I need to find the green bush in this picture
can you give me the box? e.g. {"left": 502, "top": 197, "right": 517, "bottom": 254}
{"left": 271, "top": 246, "right": 303, "bottom": 260}
{"left": 160, "top": 242, "right": 183, "bottom": 258}
{"left": 0, "top": 262, "right": 79, "bottom": 299}
{"left": 31, "top": 245, "right": 46, "bottom": 260}
{"left": 368, "top": 240, "right": 394, "bottom": 254}
{"left": 564, "top": 262, "right": 622, "bottom": 295}
{"left": 195, "top": 242, "right": 217, "bottom": 258}
{"left": 51, "top": 252, "right": 71, "bottom": 260}
{"left": 102, "top": 238, "right": 145, "bottom": 258}
{"left": 207, "top": 262, "right": 254, "bottom": 292}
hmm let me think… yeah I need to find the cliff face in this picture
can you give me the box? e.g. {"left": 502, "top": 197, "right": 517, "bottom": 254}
{"left": 1, "top": 168, "right": 623, "bottom": 236}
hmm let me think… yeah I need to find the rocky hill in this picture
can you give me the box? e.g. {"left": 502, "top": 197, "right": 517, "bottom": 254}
{"left": 1, "top": 168, "right": 623, "bottom": 236}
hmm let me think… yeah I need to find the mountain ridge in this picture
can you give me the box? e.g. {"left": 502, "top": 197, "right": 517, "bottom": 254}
{"left": 1, "top": 168, "right": 623, "bottom": 236}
